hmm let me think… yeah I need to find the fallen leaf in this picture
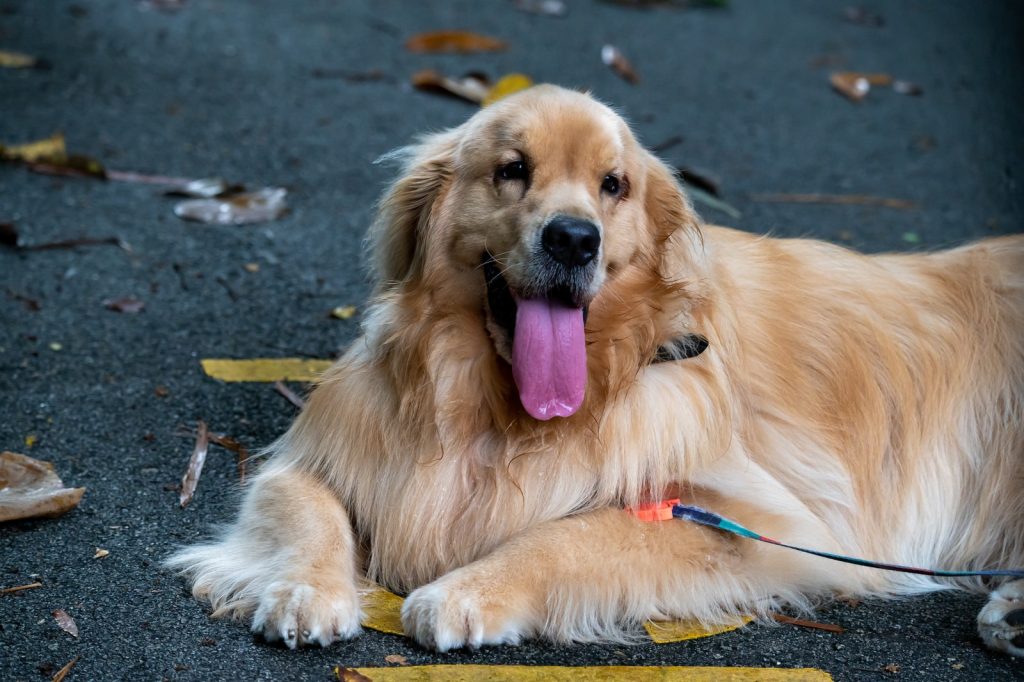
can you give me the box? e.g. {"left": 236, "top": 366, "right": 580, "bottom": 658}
{"left": 93, "top": 547, "right": 109, "bottom": 559}
{"left": 153, "top": 385, "right": 169, "bottom": 398}
{"left": 334, "top": 667, "right": 372, "bottom": 682}
{"left": 892, "top": 79, "right": 923, "bottom": 96}
{"left": 384, "top": 654, "right": 408, "bottom": 665}
{"left": 0, "top": 50, "right": 49, "bottom": 69}
{"left": 174, "top": 187, "right": 288, "bottom": 225}
{"left": 950, "top": 662, "right": 964, "bottom": 670}
{"left": 0, "top": 451, "right": 86, "bottom": 523}
{"left": 601, "top": 44, "right": 640, "bottom": 84}
{"left": 843, "top": 6, "right": 884, "bottom": 26}
{"left": 405, "top": 30, "right": 507, "bottom": 54}
{"left": 514, "top": 0, "right": 568, "bottom": 16}
{"left": 883, "top": 663, "right": 900, "bottom": 674}
{"left": 772, "top": 613, "right": 844, "bottom": 633}
{"left": 482, "top": 73, "right": 534, "bottom": 106}
{"left": 201, "top": 358, "right": 333, "bottom": 382}
{"left": 411, "top": 69, "right": 491, "bottom": 105}
{"left": 243, "top": 262, "right": 260, "bottom": 273}
{"left": 52, "top": 609, "right": 79, "bottom": 637}
{"left": 199, "top": 637, "right": 216, "bottom": 646}
{"left": 749, "top": 193, "right": 915, "bottom": 209}
{"left": 207, "top": 433, "right": 249, "bottom": 484}
{"left": 164, "top": 177, "right": 245, "bottom": 198}
{"left": 178, "top": 420, "right": 210, "bottom": 508}
{"left": 51, "top": 656, "right": 78, "bottom": 682}
{"left": 273, "top": 381, "right": 306, "bottom": 409}
{"left": 24, "top": 434, "right": 38, "bottom": 448}
{"left": 48, "top": 342, "right": 63, "bottom": 352}
{"left": 0, "top": 581, "right": 43, "bottom": 594}
{"left": 0, "top": 132, "right": 66, "bottom": 163}
{"left": 830, "top": 71, "right": 893, "bottom": 102}
{"left": 103, "top": 296, "right": 145, "bottom": 314}
{"left": 331, "top": 305, "right": 358, "bottom": 320}
{"left": 644, "top": 616, "right": 753, "bottom": 643}
{"left": 361, "top": 585, "right": 405, "bottom": 635}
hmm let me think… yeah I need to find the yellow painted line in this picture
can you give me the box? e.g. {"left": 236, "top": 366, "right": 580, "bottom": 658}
{"left": 339, "top": 665, "right": 832, "bottom": 681}
{"left": 200, "top": 358, "right": 333, "bottom": 382}
{"left": 643, "top": 616, "right": 753, "bottom": 644}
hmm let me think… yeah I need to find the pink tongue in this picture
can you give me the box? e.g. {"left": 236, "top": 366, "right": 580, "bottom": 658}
{"left": 511, "top": 297, "right": 587, "bottom": 420}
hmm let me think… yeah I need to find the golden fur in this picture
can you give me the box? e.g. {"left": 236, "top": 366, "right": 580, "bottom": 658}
{"left": 168, "top": 86, "right": 1024, "bottom": 654}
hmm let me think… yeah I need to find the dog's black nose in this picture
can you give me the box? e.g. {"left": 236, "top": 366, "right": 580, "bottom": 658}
{"left": 542, "top": 216, "right": 601, "bottom": 268}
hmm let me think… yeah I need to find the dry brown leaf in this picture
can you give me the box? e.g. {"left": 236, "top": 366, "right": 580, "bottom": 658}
{"left": 52, "top": 656, "right": 79, "bottom": 682}
{"left": 0, "top": 451, "right": 86, "bottom": 523}
{"left": 772, "top": 613, "right": 844, "bottom": 633}
{"left": 883, "top": 663, "right": 901, "bottom": 674}
{"left": 411, "top": 69, "right": 491, "bottom": 105}
{"left": 153, "top": 385, "right": 170, "bottom": 398}
{"left": 103, "top": 296, "right": 145, "bottom": 314}
{"left": 830, "top": 71, "right": 892, "bottom": 102}
{"left": 93, "top": 547, "right": 109, "bottom": 559}
{"left": 273, "top": 381, "right": 306, "bottom": 410}
{"left": 207, "top": 433, "right": 249, "bottom": 484}
{"left": 179, "top": 420, "right": 210, "bottom": 508}
{"left": 405, "top": 30, "right": 507, "bottom": 54}
{"left": 0, "top": 581, "right": 43, "bottom": 594}
{"left": 601, "top": 45, "right": 640, "bottom": 84}
{"left": 334, "top": 667, "right": 373, "bottom": 682}
{"left": 52, "top": 609, "right": 79, "bottom": 637}
{"left": 174, "top": 187, "right": 287, "bottom": 225}
{"left": 383, "top": 654, "right": 408, "bottom": 665}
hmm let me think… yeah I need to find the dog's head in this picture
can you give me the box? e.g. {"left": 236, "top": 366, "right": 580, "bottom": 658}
{"left": 370, "top": 85, "right": 699, "bottom": 421}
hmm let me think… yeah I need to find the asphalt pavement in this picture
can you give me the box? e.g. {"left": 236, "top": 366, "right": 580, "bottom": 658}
{"left": 1, "top": 1, "right": 1022, "bottom": 680}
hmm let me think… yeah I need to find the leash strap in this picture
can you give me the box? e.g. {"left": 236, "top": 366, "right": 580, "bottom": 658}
{"left": 672, "top": 504, "right": 1024, "bottom": 578}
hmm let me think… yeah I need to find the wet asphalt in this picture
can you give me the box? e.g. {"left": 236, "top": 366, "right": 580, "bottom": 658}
{"left": 1, "top": 1, "right": 1022, "bottom": 680}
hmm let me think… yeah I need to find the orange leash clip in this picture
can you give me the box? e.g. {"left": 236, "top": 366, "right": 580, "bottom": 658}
{"left": 626, "top": 498, "right": 680, "bottom": 523}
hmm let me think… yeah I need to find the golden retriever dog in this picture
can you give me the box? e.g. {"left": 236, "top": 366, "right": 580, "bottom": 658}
{"left": 167, "top": 85, "right": 1024, "bottom": 655}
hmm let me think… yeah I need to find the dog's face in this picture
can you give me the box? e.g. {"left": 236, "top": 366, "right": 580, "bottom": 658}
{"left": 371, "top": 85, "right": 694, "bottom": 421}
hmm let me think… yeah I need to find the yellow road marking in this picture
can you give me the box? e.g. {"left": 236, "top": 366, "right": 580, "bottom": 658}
{"left": 200, "top": 358, "right": 332, "bottom": 382}
{"left": 339, "top": 665, "right": 833, "bottom": 681}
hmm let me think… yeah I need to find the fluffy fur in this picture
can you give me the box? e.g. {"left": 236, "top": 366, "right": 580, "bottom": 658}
{"left": 167, "top": 85, "right": 1024, "bottom": 654}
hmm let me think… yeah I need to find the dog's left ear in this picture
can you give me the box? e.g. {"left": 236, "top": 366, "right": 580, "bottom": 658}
{"left": 641, "top": 150, "right": 698, "bottom": 247}
{"left": 369, "top": 128, "right": 461, "bottom": 291}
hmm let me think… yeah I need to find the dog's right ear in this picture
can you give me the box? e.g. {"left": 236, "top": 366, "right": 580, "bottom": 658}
{"left": 369, "top": 128, "right": 460, "bottom": 290}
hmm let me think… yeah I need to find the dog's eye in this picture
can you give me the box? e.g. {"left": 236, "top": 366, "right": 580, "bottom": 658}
{"left": 497, "top": 161, "right": 528, "bottom": 182}
{"left": 601, "top": 174, "right": 621, "bottom": 196}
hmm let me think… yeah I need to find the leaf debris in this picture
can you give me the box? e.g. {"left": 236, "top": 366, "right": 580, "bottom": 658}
{"left": 0, "top": 581, "right": 43, "bottom": 595}
{"left": 103, "top": 296, "right": 145, "bottom": 314}
{"left": 601, "top": 44, "right": 640, "bottom": 84}
{"left": 384, "top": 654, "right": 409, "bottom": 665}
{"left": 405, "top": 30, "right": 508, "bottom": 54}
{"left": 51, "top": 656, "right": 79, "bottom": 682}
{"left": 273, "top": 381, "right": 306, "bottom": 410}
{"left": 174, "top": 187, "right": 288, "bottom": 226}
{"left": 52, "top": 609, "right": 79, "bottom": 637}
{"left": 334, "top": 666, "right": 373, "bottom": 682}
{"left": 178, "top": 420, "right": 210, "bottom": 508}
{"left": 772, "top": 613, "right": 845, "bottom": 633}
{"left": 0, "top": 451, "right": 86, "bottom": 523}
{"left": 93, "top": 547, "right": 109, "bottom": 559}
{"left": 331, "top": 305, "right": 358, "bottom": 320}
{"left": 0, "top": 50, "right": 49, "bottom": 69}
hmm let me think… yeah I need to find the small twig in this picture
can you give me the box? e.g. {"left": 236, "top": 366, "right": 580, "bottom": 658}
{"left": 273, "top": 380, "right": 306, "bottom": 409}
{"left": 179, "top": 420, "right": 210, "bottom": 508}
{"left": 0, "top": 581, "right": 43, "bottom": 595}
{"left": 208, "top": 433, "right": 249, "bottom": 485}
{"left": 772, "top": 613, "right": 845, "bottom": 633}
{"left": 749, "top": 193, "right": 915, "bottom": 210}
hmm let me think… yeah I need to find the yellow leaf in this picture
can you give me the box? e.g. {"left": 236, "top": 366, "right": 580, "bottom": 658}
{"left": 483, "top": 74, "right": 534, "bottom": 107}
{"left": 361, "top": 585, "right": 405, "bottom": 635}
{"left": 200, "top": 358, "right": 333, "bottom": 383}
{"left": 643, "top": 615, "right": 753, "bottom": 644}
{"left": 0, "top": 50, "right": 37, "bottom": 68}
{"left": 405, "top": 30, "right": 507, "bottom": 54}
{"left": 331, "top": 305, "right": 358, "bottom": 320}
{"left": 344, "top": 665, "right": 833, "bottom": 681}
{"left": 0, "top": 132, "right": 67, "bottom": 163}
{"left": 24, "top": 434, "right": 38, "bottom": 448}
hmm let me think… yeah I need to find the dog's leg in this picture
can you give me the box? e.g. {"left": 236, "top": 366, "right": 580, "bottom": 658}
{"left": 978, "top": 580, "right": 1024, "bottom": 656}
{"left": 401, "top": 505, "right": 844, "bottom": 651}
{"left": 165, "top": 463, "right": 362, "bottom": 648}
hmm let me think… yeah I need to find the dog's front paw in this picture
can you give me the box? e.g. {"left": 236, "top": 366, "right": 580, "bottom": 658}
{"left": 401, "top": 577, "right": 530, "bottom": 652}
{"left": 978, "top": 579, "right": 1024, "bottom": 657}
{"left": 251, "top": 580, "right": 362, "bottom": 649}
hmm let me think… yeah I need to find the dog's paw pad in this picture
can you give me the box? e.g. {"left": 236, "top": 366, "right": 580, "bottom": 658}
{"left": 401, "top": 581, "right": 524, "bottom": 652}
{"left": 978, "top": 580, "right": 1024, "bottom": 657}
{"left": 252, "top": 581, "right": 362, "bottom": 649}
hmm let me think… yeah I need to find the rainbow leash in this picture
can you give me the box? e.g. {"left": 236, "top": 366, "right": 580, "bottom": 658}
{"left": 673, "top": 504, "right": 1024, "bottom": 579}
